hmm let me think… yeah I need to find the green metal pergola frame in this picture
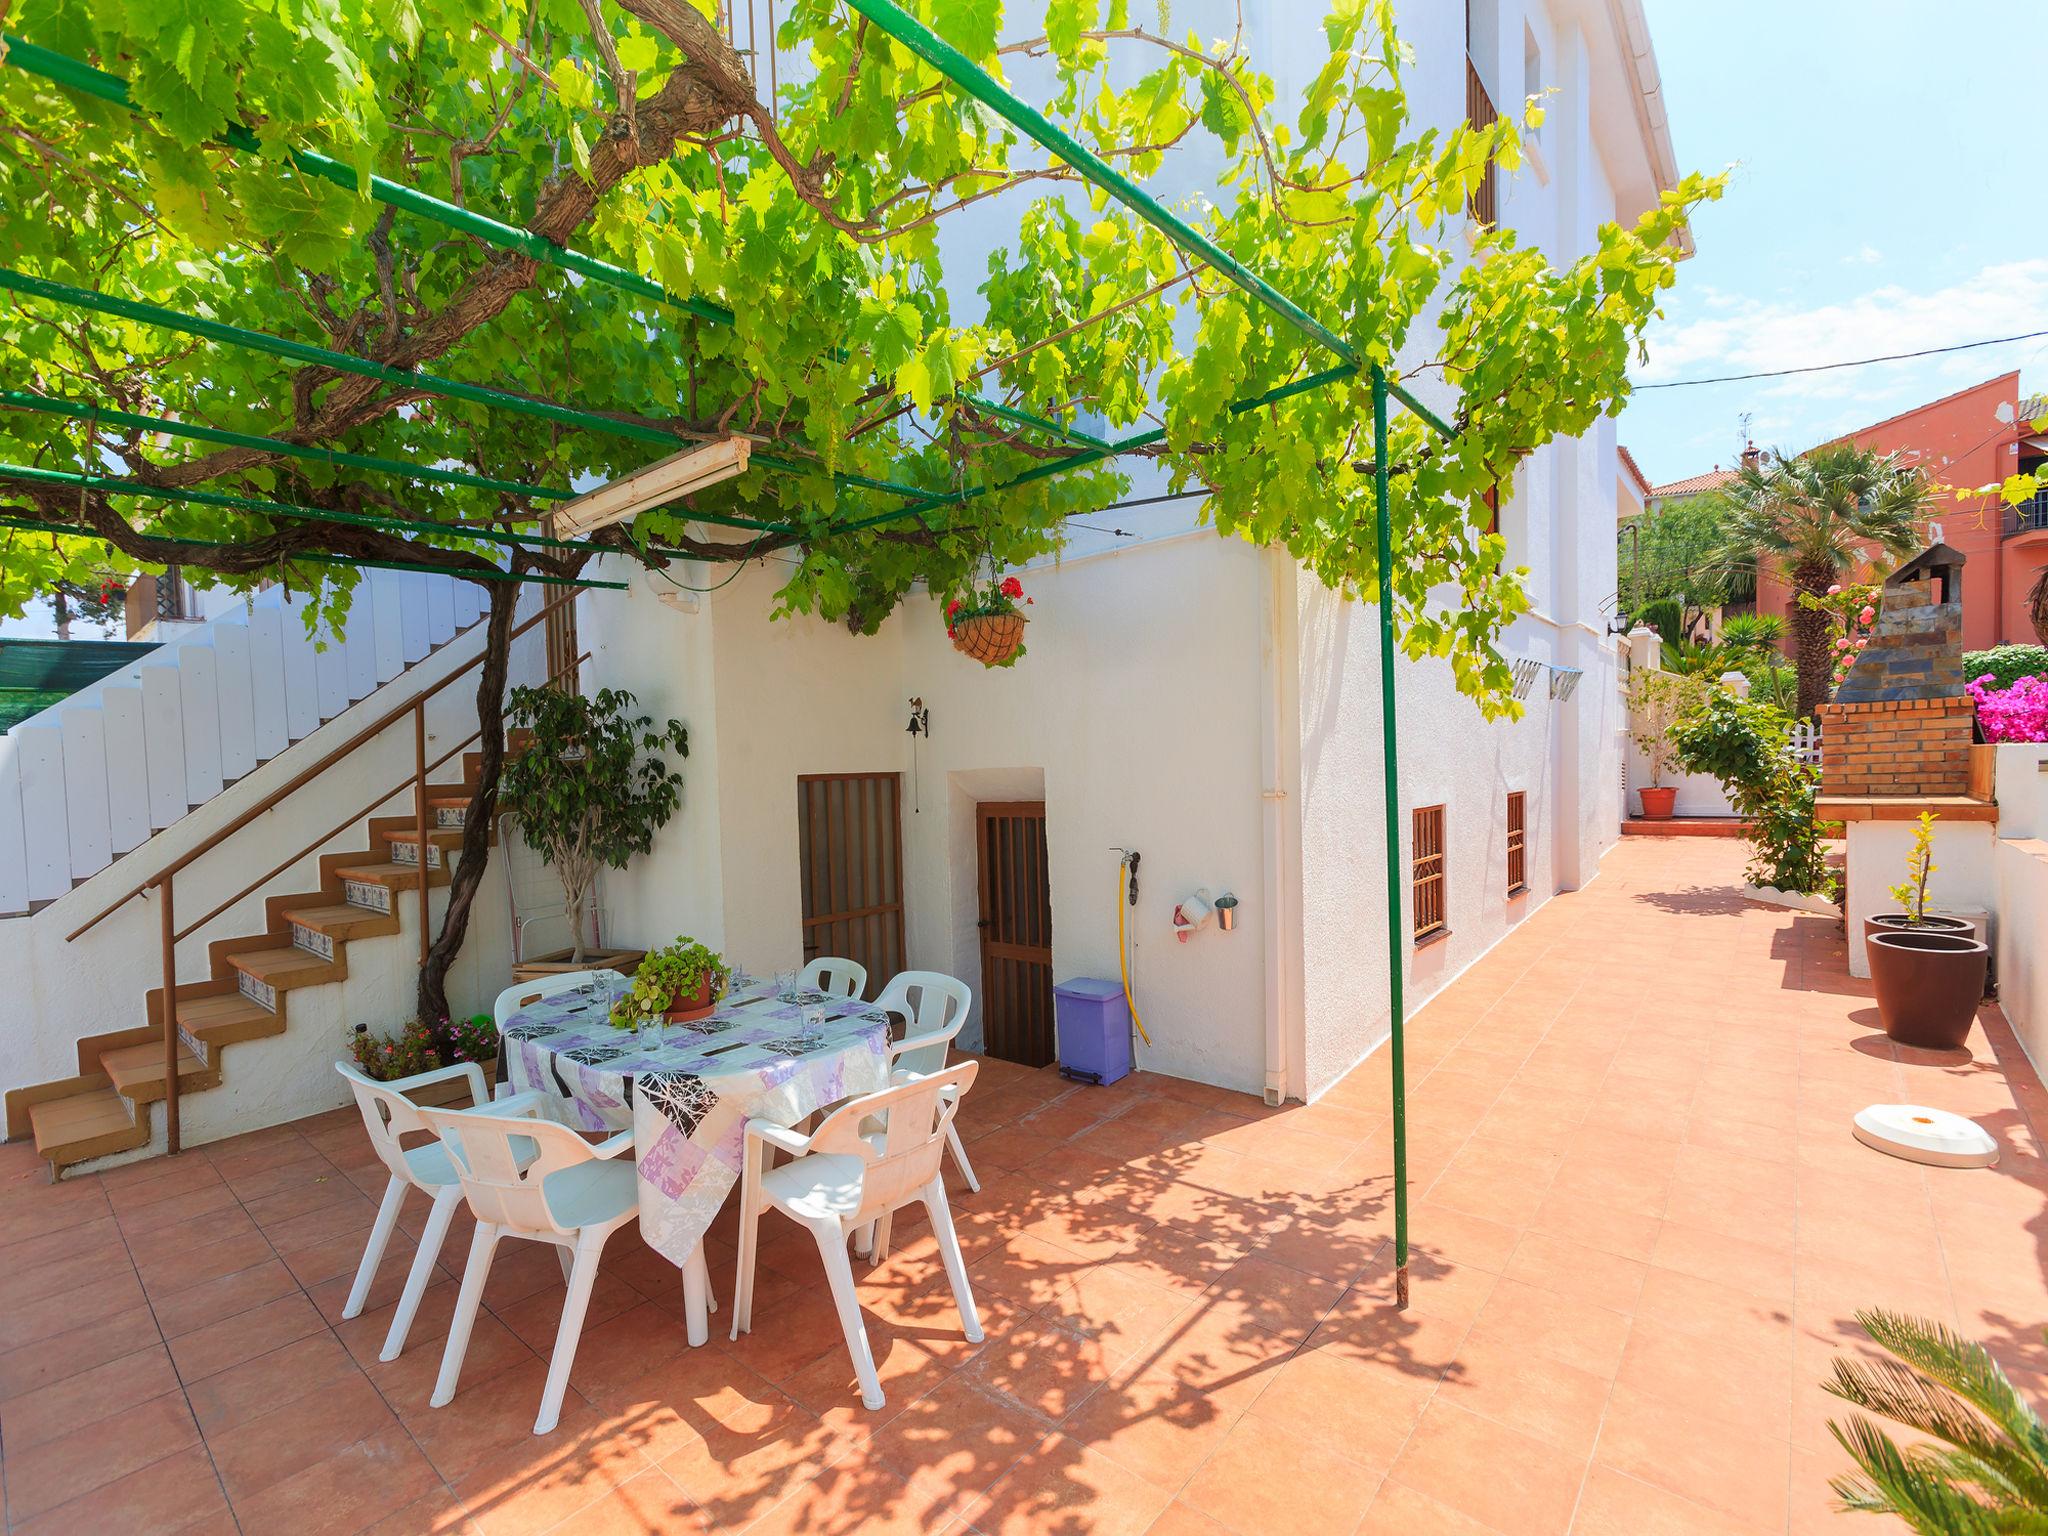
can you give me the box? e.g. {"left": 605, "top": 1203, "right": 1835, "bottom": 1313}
{"left": 0, "top": 0, "right": 1472, "bottom": 1301}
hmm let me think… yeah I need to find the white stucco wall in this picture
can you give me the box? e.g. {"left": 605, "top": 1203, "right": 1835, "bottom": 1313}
{"left": 1843, "top": 819, "right": 1998, "bottom": 980}
{"left": 1992, "top": 746, "right": 2048, "bottom": 1071}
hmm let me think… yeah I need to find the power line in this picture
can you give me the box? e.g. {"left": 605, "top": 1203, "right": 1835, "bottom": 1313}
{"left": 1635, "top": 328, "right": 2048, "bottom": 390}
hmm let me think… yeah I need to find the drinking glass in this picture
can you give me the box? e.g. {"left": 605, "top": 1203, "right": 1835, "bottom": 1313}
{"left": 800, "top": 1001, "right": 826, "bottom": 1034}
{"left": 774, "top": 968, "right": 797, "bottom": 1002}
{"left": 728, "top": 962, "right": 751, "bottom": 997}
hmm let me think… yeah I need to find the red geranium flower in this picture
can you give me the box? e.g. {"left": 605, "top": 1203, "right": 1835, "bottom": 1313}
{"left": 1000, "top": 576, "right": 1023, "bottom": 599}
{"left": 947, "top": 599, "right": 962, "bottom": 618}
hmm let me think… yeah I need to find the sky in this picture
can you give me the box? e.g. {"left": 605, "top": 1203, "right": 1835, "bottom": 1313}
{"left": 1622, "top": 0, "right": 2048, "bottom": 487}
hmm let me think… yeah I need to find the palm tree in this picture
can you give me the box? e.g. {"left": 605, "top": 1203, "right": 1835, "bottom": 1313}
{"left": 1825, "top": 1309, "right": 2048, "bottom": 1531}
{"left": 1714, "top": 442, "right": 1932, "bottom": 717}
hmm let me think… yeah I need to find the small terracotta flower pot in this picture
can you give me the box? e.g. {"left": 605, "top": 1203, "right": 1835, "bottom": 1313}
{"left": 952, "top": 612, "right": 1027, "bottom": 666}
{"left": 1637, "top": 785, "right": 1679, "bottom": 819}
{"left": 663, "top": 976, "right": 719, "bottom": 1025}
{"left": 1867, "top": 930, "right": 1988, "bottom": 1050}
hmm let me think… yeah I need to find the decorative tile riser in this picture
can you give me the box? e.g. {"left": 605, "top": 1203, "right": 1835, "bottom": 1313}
{"left": 344, "top": 880, "right": 391, "bottom": 913}
{"left": 390, "top": 841, "right": 443, "bottom": 869}
{"left": 435, "top": 806, "right": 466, "bottom": 829}
{"left": 292, "top": 924, "right": 336, "bottom": 961}
{"left": 237, "top": 971, "right": 278, "bottom": 1013}
{"left": 179, "top": 1026, "right": 209, "bottom": 1067}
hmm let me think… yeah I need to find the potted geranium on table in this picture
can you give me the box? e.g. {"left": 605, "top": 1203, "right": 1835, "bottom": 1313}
{"left": 610, "top": 937, "right": 729, "bottom": 1029}
{"left": 947, "top": 573, "right": 1032, "bottom": 667}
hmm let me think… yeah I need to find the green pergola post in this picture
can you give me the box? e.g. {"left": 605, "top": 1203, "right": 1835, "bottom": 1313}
{"left": 1371, "top": 364, "right": 1411, "bottom": 1307}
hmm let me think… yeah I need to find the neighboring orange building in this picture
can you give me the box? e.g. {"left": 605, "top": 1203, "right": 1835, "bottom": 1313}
{"left": 1650, "top": 372, "right": 2046, "bottom": 653}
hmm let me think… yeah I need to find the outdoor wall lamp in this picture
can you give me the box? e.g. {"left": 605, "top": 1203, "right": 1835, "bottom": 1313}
{"left": 552, "top": 437, "right": 751, "bottom": 537}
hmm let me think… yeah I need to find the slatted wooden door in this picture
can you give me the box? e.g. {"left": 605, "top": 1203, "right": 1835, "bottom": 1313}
{"left": 977, "top": 800, "right": 1054, "bottom": 1067}
{"left": 796, "top": 773, "right": 906, "bottom": 993}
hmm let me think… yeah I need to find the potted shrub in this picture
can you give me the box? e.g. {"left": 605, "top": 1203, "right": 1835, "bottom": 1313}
{"left": 1866, "top": 813, "right": 1987, "bottom": 1049}
{"left": 500, "top": 685, "right": 688, "bottom": 968}
{"left": 1865, "top": 811, "right": 1975, "bottom": 945}
{"left": 946, "top": 574, "right": 1031, "bottom": 667}
{"left": 610, "top": 936, "right": 728, "bottom": 1027}
{"left": 1625, "top": 668, "right": 1705, "bottom": 818}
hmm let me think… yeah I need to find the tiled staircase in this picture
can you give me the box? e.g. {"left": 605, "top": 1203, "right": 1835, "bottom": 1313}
{"left": 11, "top": 746, "right": 507, "bottom": 1175}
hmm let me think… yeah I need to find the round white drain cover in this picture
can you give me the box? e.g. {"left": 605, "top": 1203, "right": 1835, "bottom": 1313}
{"left": 1853, "top": 1104, "right": 1998, "bottom": 1168}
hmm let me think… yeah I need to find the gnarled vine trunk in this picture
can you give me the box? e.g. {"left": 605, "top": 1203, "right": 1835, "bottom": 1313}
{"left": 417, "top": 580, "right": 518, "bottom": 1027}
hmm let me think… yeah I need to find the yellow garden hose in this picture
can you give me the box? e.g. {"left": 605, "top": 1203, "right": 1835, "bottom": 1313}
{"left": 1118, "top": 858, "right": 1151, "bottom": 1046}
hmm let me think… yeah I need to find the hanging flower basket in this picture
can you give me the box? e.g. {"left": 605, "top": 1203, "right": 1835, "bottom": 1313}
{"left": 946, "top": 574, "right": 1033, "bottom": 668}
{"left": 952, "top": 611, "right": 1028, "bottom": 666}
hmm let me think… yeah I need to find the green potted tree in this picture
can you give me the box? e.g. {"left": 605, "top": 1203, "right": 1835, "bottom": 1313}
{"left": 1865, "top": 813, "right": 1987, "bottom": 1050}
{"left": 499, "top": 685, "right": 688, "bottom": 971}
{"left": 610, "top": 937, "right": 729, "bottom": 1027}
{"left": 1625, "top": 668, "right": 1705, "bottom": 818}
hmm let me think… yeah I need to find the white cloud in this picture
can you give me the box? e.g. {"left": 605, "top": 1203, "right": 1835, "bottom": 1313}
{"left": 1635, "top": 257, "right": 2048, "bottom": 393}
{"left": 1842, "top": 244, "right": 1884, "bottom": 266}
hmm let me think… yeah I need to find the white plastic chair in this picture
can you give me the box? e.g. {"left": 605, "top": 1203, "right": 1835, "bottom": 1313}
{"left": 872, "top": 970, "right": 978, "bottom": 1193}
{"left": 491, "top": 968, "right": 624, "bottom": 1027}
{"left": 730, "top": 1063, "right": 983, "bottom": 1410}
{"left": 418, "top": 1105, "right": 715, "bottom": 1436}
{"left": 800, "top": 956, "right": 868, "bottom": 1000}
{"left": 333, "top": 1061, "right": 548, "bottom": 1362}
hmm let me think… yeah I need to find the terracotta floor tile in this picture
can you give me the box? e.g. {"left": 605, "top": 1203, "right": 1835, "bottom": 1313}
{"left": 1355, "top": 1478, "right": 1510, "bottom": 1535}
{"left": 205, "top": 1367, "right": 399, "bottom": 1502}
{"left": 1060, "top": 1369, "right": 1249, "bottom": 1489}
{"left": 0, "top": 1341, "right": 180, "bottom": 1453}
{"left": 451, "top": 1404, "right": 642, "bottom": 1536}
{"left": 403, "top": 1355, "right": 600, "bottom": 1481}
{"left": 1594, "top": 1382, "right": 1790, "bottom": 1529}
{"left": 186, "top": 1331, "right": 363, "bottom": 1436}
{"left": 1436, "top": 1325, "right": 1612, "bottom": 1456}
{"left": 1179, "top": 1410, "right": 1382, "bottom": 1536}
{"left": 2, "top": 1388, "right": 201, "bottom": 1523}
{"left": 169, "top": 1291, "right": 329, "bottom": 1383}
{"left": 1569, "top": 1464, "right": 1762, "bottom": 1536}
{"left": 230, "top": 1422, "right": 444, "bottom": 1536}
{"left": 151, "top": 1256, "right": 304, "bottom": 1339}
{"left": 1616, "top": 1320, "right": 1794, "bottom": 1441}
{"left": 1504, "top": 1229, "right": 1648, "bottom": 1315}
{"left": 1243, "top": 1345, "right": 1435, "bottom": 1474}
{"left": 866, "top": 1373, "right": 1052, "bottom": 1512}
{"left": 9, "top": 1442, "right": 228, "bottom": 1536}
{"left": 965, "top": 1432, "right": 1177, "bottom": 1536}
{"left": 0, "top": 1267, "right": 147, "bottom": 1352}
{"left": 1387, "top": 1399, "right": 1586, "bottom": 1536}
{"left": 0, "top": 1303, "right": 162, "bottom": 1401}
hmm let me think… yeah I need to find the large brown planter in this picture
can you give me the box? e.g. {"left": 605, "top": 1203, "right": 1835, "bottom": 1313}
{"left": 663, "top": 976, "right": 719, "bottom": 1024}
{"left": 1867, "top": 930, "right": 1988, "bottom": 1050}
{"left": 1637, "top": 786, "right": 1679, "bottom": 819}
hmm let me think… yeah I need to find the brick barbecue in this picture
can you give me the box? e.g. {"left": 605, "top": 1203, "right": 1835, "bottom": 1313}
{"left": 1818, "top": 543, "right": 1976, "bottom": 797}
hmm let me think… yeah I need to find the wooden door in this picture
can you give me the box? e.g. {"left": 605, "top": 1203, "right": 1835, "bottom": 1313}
{"left": 796, "top": 773, "right": 906, "bottom": 993}
{"left": 977, "top": 801, "right": 1054, "bottom": 1067}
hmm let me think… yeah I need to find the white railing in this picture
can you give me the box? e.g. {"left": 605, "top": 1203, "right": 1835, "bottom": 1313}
{"left": 1789, "top": 720, "right": 1822, "bottom": 767}
{"left": 0, "top": 571, "right": 485, "bottom": 916}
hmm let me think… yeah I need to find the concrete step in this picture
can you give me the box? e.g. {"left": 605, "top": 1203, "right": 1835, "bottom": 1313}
{"left": 101, "top": 1042, "right": 218, "bottom": 1105}
{"left": 30, "top": 1087, "right": 147, "bottom": 1168}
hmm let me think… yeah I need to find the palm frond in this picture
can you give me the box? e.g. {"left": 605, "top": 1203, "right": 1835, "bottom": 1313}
{"left": 1856, "top": 1311, "right": 2048, "bottom": 1462}
{"left": 1831, "top": 1413, "right": 2004, "bottom": 1534}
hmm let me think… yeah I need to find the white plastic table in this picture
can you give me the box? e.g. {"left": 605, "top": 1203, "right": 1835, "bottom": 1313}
{"left": 495, "top": 980, "right": 895, "bottom": 1342}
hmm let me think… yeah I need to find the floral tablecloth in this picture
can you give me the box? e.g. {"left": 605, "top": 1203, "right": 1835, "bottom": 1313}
{"left": 495, "top": 982, "right": 894, "bottom": 1267}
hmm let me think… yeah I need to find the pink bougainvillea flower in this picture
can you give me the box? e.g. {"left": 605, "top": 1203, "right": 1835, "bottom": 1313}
{"left": 1827, "top": 584, "right": 1842, "bottom": 596}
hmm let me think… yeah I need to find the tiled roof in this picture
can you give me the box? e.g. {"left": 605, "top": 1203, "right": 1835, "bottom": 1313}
{"left": 1648, "top": 466, "right": 1737, "bottom": 499}
{"left": 1617, "top": 445, "right": 1653, "bottom": 498}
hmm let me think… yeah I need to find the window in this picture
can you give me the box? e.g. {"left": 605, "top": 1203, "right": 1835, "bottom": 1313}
{"left": 1506, "top": 792, "right": 1527, "bottom": 896}
{"left": 1412, "top": 804, "right": 1447, "bottom": 943}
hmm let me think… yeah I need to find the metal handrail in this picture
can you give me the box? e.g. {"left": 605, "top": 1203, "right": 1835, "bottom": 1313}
{"left": 173, "top": 647, "right": 588, "bottom": 946}
{"left": 65, "top": 589, "right": 573, "bottom": 943}
{"left": 2009, "top": 494, "right": 2048, "bottom": 534}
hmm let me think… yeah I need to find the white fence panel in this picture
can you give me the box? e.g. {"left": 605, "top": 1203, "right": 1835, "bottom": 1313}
{"left": 274, "top": 595, "right": 322, "bottom": 741}
{"left": 60, "top": 706, "right": 112, "bottom": 880}
{"left": 246, "top": 606, "right": 289, "bottom": 762}
{"left": 101, "top": 684, "right": 151, "bottom": 855}
{"left": 0, "top": 737, "right": 25, "bottom": 914}
{"left": 399, "top": 571, "right": 430, "bottom": 663}
{"left": 140, "top": 661, "right": 186, "bottom": 829}
{"left": 453, "top": 579, "right": 482, "bottom": 630}
{"left": 371, "top": 571, "right": 405, "bottom": 684}
{"left": 316, "top": 615, "right": 350, "bottom": 721}
{"left": 343, "top": 594, "right": 378, "bottom": 702}
{"left": 178, "top": 645, "right": 224, "bottom": 806}
{"left": 213, "top": 620, "right": 257, "bottom": 783}
{"left": 427, "top": 574, "right": 456, "bottom": 646}
{"left": 18, "top": 724, "right": 71, "bottom": 903}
